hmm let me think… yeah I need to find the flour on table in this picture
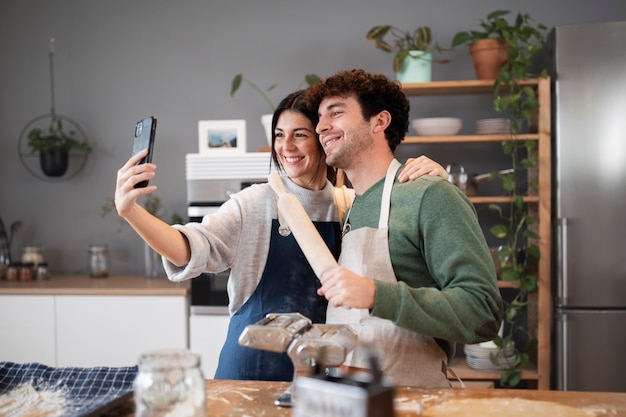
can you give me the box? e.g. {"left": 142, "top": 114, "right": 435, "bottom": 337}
{"left": 423, "top": 397, "right": 597, "bottom": 417}
{"left": 0, "top": 383, "right": 67, "bottom": 417}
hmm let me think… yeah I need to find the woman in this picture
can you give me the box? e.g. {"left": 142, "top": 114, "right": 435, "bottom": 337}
{"left": 114, "top": 90, "right": 447, "bottom": 381}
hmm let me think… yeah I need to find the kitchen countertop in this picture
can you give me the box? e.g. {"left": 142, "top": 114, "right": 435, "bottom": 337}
{"left": 0, "top": 274, "right": 188, "bottom": 296}
{"left": 107, "top": 379, "right": 626, "bottom": 416}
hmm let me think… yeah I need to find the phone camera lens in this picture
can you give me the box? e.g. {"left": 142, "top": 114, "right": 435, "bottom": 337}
{"left": 135, "top": 122, "right": 143, "bottom": 137}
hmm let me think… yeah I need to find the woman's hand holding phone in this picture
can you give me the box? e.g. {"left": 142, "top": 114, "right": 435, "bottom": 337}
{"left": 114, "top": 149, "right": 158, "bottom": 219}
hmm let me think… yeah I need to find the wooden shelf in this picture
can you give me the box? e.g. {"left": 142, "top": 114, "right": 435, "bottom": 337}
{"left": 400, "top": 78, "right": 541, "bottom": 96}
{"left": 468, "top": 196, "right": 539, "bottom": 204}
{"left": 448, "top": 358, "right": 539, "bottom": 381}
{"left": 497, "top": 280, "right": 521, "bottom": 289}
{"left": 403, "top": 134, "right": 539, "bottom": 145}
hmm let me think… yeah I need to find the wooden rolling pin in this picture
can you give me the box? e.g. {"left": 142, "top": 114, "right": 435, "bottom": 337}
{"left": 268, "top": 173, "right": 338, "bottom": 279}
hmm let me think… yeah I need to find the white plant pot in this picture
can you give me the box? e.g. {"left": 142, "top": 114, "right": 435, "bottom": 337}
{"left": 396, "top": 51, "right": 432, "bottom": 84}
{"left": 261, "top": 114, "right": 273, "bottom": 147}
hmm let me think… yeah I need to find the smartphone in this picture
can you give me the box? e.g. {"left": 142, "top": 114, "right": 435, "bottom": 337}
{"left": 132, "top": 116, "right": 157, "bottom": 188}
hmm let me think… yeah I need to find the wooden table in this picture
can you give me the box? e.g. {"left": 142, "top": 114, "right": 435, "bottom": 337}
{"left": 0, "top": 274, "right": 188, "bottom": 296}
{"left": 198, "top": 380, "right": 626, "bottom": 417}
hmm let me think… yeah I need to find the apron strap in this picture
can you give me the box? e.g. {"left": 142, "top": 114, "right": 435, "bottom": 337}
{"left": 379, "top": 159, "right": 402, "bottom": 228}
{"left": 272, "top": 175, "right": 292, "bottom": 237}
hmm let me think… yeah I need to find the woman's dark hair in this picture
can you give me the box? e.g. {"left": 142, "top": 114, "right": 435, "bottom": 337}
{"left": 270, "top": 90, "right": 340, "bottom": 185}
{"left": 304, "top": 68, "right": 410, "bottom": 152}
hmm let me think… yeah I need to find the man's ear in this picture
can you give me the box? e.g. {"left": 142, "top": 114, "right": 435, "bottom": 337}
{"left": 372, "top": 110, "right": 392, "bottom": 134}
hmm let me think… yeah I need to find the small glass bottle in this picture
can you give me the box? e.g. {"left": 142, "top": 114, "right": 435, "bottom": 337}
{"left": 88, "top": 244, "right": 109, "bottom": 278}
{"left": 134, "top": 349, "right": 206, "bottom": 417}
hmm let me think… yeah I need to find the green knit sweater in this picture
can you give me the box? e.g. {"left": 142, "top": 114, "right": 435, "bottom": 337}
{"left": 346, "top": 167, "right": 503, "bottom": 360}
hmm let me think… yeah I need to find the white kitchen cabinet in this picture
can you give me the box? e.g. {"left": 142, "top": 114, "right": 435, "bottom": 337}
{"left": 0, "top": 295, "right": 56, "bottom": 365}
{"left": 189, "top": 314, "right": 229, "bottom": 378}
{"left": 55, "top": 295, "right": 188, "bottom": 367}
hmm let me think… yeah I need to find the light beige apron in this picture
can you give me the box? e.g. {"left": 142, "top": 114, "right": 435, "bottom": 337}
{"left": 327, "top": 159, "right": 450, "bottom": 387}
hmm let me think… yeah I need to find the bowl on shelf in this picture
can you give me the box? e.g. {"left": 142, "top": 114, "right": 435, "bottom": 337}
{"left": 411, "top": 117, "right": 462, "bottom": 136}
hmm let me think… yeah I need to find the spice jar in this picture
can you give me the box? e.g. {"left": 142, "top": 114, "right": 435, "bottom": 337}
{"left": 6, "top": 263, "right": 19, "bottom": 281}
{"left": 134, "top": 349, "right": 206, "bottom": 417}
{"left": 36, "top": 262, "right": 49, "bottom": 281}
{"left": 88, "top": 244, "right": 109, "bottom": 278}
{"left": 20, "top": 261, "right": 35, "bottom": 281}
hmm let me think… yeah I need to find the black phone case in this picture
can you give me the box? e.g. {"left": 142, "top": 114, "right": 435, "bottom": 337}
{"left": 132, "top": 116, "right": 157, "bottom": 188}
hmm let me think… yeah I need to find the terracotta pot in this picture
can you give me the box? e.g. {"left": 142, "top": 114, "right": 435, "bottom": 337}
{"left": 469, "top": 39, "right": 509, "bottom": 80}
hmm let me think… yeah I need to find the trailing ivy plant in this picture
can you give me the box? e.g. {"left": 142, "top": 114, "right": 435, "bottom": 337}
{"left": 480, "top": 10, "right": 547, "bottom": 387}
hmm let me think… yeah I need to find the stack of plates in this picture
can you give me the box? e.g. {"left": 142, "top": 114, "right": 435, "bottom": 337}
{"left": 476, "top": 118, "right": 510, "bottom": 134}
{"left": 464, "top": 341, "right": 517, "bottom": 371}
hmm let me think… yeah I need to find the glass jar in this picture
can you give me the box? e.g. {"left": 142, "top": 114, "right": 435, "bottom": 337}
{"left": 36, "top": 262, "right": 49, "bottom": 281}
{"left": 88, "top": 244, "right": 109, "bottom": 278}
{"left": 22, "top": 245, "right": 45, "bottom": 266}
{"left": 445, "top": 163, "right": 469, "bottom": 194}
{"left": 134, "top": 349, "right": 205, "bottom": 417}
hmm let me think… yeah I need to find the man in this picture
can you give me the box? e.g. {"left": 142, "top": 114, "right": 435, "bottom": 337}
{"left": 304, "top": 69, "right": 503, "bottom": 387}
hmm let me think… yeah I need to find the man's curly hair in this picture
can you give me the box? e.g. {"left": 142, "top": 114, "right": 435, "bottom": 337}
{"left": 305, "top": 68, "right": 410, "bottom": 152}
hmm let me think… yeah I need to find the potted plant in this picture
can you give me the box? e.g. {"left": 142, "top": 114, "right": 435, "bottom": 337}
{"left": 451, "top": 10, "right": 547, "bottom": 80}
{"left": 366, "top": 25, "right": 448, "bottom": 83}
{"left": 27, "top": 116, "right": 92, "bottom": 177}
{"left": 230, "top": 73, "right": 320, "bottom": 145}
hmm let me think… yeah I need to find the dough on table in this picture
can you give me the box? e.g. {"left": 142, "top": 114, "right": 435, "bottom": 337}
{"left": 423, "top": 397, "right": 596, "bottom": 417}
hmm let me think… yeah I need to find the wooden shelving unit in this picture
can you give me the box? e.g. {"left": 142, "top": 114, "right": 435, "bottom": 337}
{"left": 401, "top": 78, "right": 551, "bottom": 389}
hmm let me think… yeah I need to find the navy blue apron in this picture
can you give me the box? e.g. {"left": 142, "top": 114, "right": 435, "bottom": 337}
{"left": 214, "top": 218, "right": 340, "bottom": 381}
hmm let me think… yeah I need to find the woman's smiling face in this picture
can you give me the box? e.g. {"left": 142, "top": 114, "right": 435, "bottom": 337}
{"left": 274, "top": 110, "right": 327, "bottom": 190}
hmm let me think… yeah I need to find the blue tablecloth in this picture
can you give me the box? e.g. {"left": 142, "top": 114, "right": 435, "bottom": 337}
{"left": 0, "top": 361, "right": 137, "bottom": 416}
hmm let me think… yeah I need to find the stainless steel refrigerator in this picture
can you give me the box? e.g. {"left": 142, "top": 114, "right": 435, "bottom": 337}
{"left": 549, "top": 21, "right": 626, "bottom": 392}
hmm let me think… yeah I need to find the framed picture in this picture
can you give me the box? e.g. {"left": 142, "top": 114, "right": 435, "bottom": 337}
{"left": 198, "top": 120, "right": 246, "bottom": 154}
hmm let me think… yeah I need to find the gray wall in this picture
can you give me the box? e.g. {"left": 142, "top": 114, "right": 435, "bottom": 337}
{"left": 1, "top": 0, "right": 625, "bottom": 275}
